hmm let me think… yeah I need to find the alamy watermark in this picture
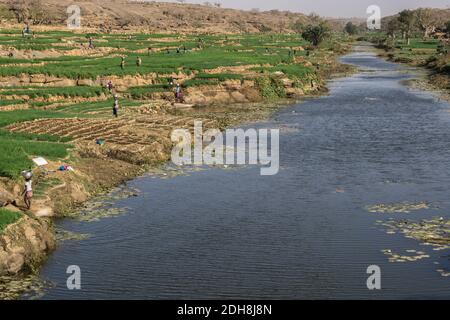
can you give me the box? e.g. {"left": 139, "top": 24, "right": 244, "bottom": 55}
{"left": 366, "top": 5, "right": 381, "bottom": 30}
{"left": 171, "top": 121, "right": 279, "bottom": 176}
{"left": 366, "top": 265, "right": 381, "bottom": 290}
{"left": 66, "top": 265, "right": 81, "bottom": 290}
{"left": 67, "top": 5, "right": 81, "bottom": 29}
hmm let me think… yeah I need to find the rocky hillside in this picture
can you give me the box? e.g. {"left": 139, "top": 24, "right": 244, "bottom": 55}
{"left": 0, "top": 0, "right": 313, "bottom": 33}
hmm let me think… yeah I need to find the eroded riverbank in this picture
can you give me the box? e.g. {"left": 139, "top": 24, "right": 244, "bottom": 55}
{"left": 22, "top": 44, "right": 450, "bottom": 299}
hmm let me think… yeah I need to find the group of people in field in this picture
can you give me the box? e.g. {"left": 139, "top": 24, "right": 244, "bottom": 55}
{"left": 105, "top": 80, "right": 120, "bottom": 117}
{"left": 13, "top": 33, "right": 192, "bottom": 211}
{"left": 105, "top": 80, "right": 183, "bottom": 118}
{"left": 83, "top": 36, "right": 186, "bottom": 119}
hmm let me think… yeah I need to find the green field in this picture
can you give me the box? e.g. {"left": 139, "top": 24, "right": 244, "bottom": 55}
{"left": 0, "top": 32, "right": 312, "bottom": 79}
{"left": 0, "top": 208, "right": 22, "bottom": 233}
{"left": 366, "top": 32, "right": 449, "bottom": 74}
{"left": 0, "top": 29, "right": 345, "bottom": 180}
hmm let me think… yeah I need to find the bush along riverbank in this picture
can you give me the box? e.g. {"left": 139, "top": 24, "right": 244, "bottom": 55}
{"left": 0, "top": 29, "right": 354, "bottom": 285}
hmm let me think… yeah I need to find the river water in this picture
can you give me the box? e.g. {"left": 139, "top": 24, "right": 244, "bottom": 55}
{"left": 36, "top": 44, "right": 450, "bottom": 299}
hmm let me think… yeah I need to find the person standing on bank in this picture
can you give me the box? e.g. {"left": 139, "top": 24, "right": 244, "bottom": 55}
{"left": 22, "top": 175, "right": 33, "bottom": 210}
{"left": 113, "top": 94, "right": 119, "bottom": 118}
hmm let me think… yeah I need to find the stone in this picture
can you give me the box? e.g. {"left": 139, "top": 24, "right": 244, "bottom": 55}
{"left": 230, "top": 91, "right": 248, "bottom": 103}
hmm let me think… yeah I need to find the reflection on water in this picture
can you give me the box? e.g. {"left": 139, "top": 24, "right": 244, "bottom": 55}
{"left": 35, "top": 44, "right": 450, "bottom": 299}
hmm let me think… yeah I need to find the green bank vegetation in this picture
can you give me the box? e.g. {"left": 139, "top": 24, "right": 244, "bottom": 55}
{"left": 0, "top": 209, "right": 22, "bottom": 233}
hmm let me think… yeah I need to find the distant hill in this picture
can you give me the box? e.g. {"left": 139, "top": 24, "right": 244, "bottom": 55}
{"left": 327, "top": 17, "right": 366, "bottom": 32}
{"left": 0, "top": 0, "right": 315, "bottom": 33}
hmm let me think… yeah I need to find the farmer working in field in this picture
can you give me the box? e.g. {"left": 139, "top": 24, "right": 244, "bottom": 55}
{"left": 136, "top": 56, "right": 142, "bottom": 67}
{"left": 21, "top": 174, "right": 33, "bottom": 210}
{"left": 113, "top": 95, "right": 119, "bottom": 117}
{"left": 174, "top": 84, "right": 183, "bottom": 103}
{"left": 120, "top": 56, "right": 126, "bottom": 70}
{"left": 88, "top": 37, "right": 94, "bottom": 49}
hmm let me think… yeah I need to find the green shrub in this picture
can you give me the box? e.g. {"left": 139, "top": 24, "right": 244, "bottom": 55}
{"left": 255, "top": 76, "right": 286, "bottom": 100}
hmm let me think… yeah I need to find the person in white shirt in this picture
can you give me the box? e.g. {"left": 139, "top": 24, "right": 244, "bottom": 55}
{"left": 22, "top": 178, "right": 33, "bottom": 210}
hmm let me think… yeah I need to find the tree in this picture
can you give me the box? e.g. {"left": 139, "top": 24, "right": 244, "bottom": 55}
{"left": 344, "top": 22, "right": 359, "bottom": 35}
{"left": 416, "top": 8, "right": 436, "bottom": 39}
{"left": 386, "top": 18, "right": 401, "bottom": 38}
{"left": 301, "top": 22, "right": 330, "bottom": 46}
{"left": 308, "top": 12, "right": 322, "bottom": 25}
{"left": 8, "top": 0, "right": 29, "bottom": 23}
{"left": 292, "top": 19, "right": 304, "bottom": 34}
{"left": 7, "top": 0, "right": 51, "bottom": 24}
{"left": 397, "top": 10, "right": 416, "bottom": 45}
{"left": 29, "top": 0, "right": 49, "bottom": 24}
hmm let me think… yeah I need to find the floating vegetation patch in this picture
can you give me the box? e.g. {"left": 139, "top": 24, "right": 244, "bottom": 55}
{"left": 278, "top": 123, "right": 301, "bottom": 134}
{"left": 366, "top": 201, "right": 430, "bottom": 214}
{"left": 377, "top": 217, "right": 450, "bottom": 251}
{"left": 381, "top": 249, "right": 430, "bottom": 263}
{"left": 381, "top": 179, "right": 414, "bottom": 185}
{"left": 145, "top": 164, "right": 244, "bottom": 180}
{"left": 0, "top": 274, "right": 53, "bottom": 300}
{"left": 433, "top": 254, "right": 450, "bottom": 277}
{"left": 63, "top": 186, "right": 138, "bottom": 222}
{"left": 55, "top": 228, "right": 90, "bottom": 241}
{"left": 94, "top": 186, "right": 140, "bottom": 204}
{"left": 74, "top": 206, "right": 128, "bottom": 222}
{"left": 436, "top": 268, "right": 450, "bottom": 277}
{"left": 145, "top": 166, "right": 201, "bottom": 179}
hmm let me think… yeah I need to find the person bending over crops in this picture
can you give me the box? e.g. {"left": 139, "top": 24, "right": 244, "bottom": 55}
{"left": 120, "top": 57, "right": 126, "bottom": 70}
{"left": 136, "top": 56, "right": 142, "bottom": 67}
{"left": 22, "top": 176, "right": 33, "bottom": 210}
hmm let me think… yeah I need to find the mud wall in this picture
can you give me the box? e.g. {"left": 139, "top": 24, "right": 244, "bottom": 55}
{"left": 0, "top": 216, "right": 55, "bottom": 276}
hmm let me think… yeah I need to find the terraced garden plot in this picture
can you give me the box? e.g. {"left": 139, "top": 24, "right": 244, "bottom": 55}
{"left": 0, "top": 28, "right": 344, "bottom": 179}
{"left": 0, "top": 31, "right": 311, "bottom": 79}
{"left": 6, "top": 115, "right": 217, "bottom": 146}
{"left": 0, "top": 86, "right": 107, "bottom": 99}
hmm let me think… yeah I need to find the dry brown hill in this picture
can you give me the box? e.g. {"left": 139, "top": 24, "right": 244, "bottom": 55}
{"left": 0, "top": 0, "right": 315, "bottom": 33}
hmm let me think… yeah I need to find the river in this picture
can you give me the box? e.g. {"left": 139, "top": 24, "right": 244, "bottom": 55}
{"left": 36, "top": 44, "right": 450, "bottom": 299}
